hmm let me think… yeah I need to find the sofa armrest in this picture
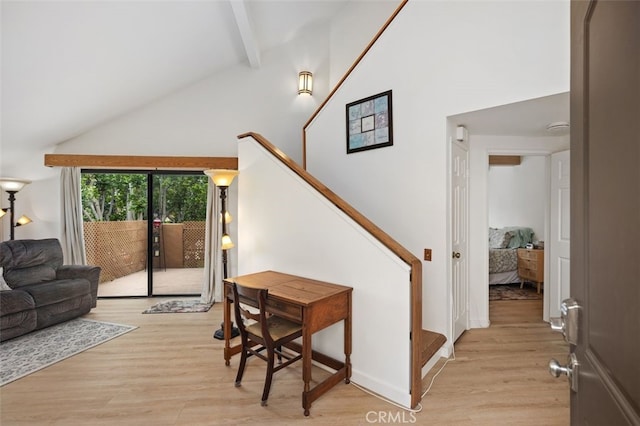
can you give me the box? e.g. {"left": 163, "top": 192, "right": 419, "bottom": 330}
{"left": 57, "top": 265, "right": 101, "bottom": 308}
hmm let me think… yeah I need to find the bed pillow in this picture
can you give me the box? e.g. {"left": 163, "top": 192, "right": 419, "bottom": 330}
{"left": 504, "top": 227, "right": 535, "bottom": 248}
{"left": 489, "top": 228, "right": 512, "bottom": 249}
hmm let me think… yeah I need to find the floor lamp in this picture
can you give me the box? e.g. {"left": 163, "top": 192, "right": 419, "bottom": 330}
{"left": 0, "top": 178, "right": 33, "bottom": 240}
{"left": 204, "top": 169, "right": 240, "bottom": 340}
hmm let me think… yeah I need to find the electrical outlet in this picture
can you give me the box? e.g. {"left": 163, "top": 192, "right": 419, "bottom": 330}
{"left": 424, "top": 248, "right": 432, "bottom": 261}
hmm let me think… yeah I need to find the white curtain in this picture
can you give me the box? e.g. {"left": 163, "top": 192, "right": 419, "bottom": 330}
{"left": 60, "top": 167, "right": 87, "bottom": 265}
{"left": 200, "top": 181, "right": 221, "bottom": 304}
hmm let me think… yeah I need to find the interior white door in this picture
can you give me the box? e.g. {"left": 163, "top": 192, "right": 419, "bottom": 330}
{"left": 549, "top": 150, "right": 570, "bottom": 318}
{"left": 452, "top": 140, "right": 469, "bottom": 341}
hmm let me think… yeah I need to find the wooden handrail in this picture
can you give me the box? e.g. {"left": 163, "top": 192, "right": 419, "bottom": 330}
{"left": 238, "top": 131, "right": 424, "bottom": 408}
{"left": 301, "top": 0, "right": 409, "bottom": 169}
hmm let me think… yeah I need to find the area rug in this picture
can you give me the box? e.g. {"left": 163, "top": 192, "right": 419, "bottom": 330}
{"left": 489, "top": 284, "right": 543, "bottom": 301}
{"left": 0, "top": 318, "right": 137, "bottom": 386}
{"left": 142, "top": 299, "right": 213, "bottom": 314}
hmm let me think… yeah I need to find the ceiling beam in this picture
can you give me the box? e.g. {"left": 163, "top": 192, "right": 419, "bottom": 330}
{"left": 229, "top": 0, "right": 261, "bottom": 69}
{"left": 44, "top": 154, "right": 237, "bottom": 170}
{"left": 488, "top": 155, "right": 521, "bottom": 166}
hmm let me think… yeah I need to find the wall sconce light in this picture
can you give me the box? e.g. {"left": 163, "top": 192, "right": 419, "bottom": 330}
{"left": 298, "top": 71, "right": 313, "bottom": 95}
{"left": 0, "top": 178, "right": 33, "bottom": 240}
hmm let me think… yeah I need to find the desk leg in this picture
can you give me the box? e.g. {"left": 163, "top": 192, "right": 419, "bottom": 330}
{"left": 223, "top": 294, "right": 231, "bottom": 366}
{"left": 344, "top": 312, "right": 352, "bottom": 384}
{"left": 302, "top": 325, "right": 312, "bottom": 416}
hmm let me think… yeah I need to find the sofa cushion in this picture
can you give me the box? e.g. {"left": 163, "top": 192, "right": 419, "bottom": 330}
{"left": 4, "top": 264, "right": 57, "bottom": 288}
{"left": 36, "top": 294, "right": 92, "bottom": 330}
{"left": 0, "top": 239, "right": 63, "bottom": 288}
{"left": 0, "top": 289, "right": 35, "bottom": 316}
{"left": 1, "top": 309, "right": 37, "bottom": 342}
{"left": 20, "top": 279, "right": 90, "bottom": 308}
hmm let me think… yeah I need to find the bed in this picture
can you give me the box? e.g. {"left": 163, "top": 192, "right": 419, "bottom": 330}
{"left": 488, "top": 227, "right": 535, "bottom": 285}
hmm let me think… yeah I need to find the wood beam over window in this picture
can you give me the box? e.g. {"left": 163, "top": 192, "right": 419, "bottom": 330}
{"left": 488, "top": 155, "right": 521, "bottom": 166}
{"left": 44, "top": 154, "right": 237, "bottom": 170}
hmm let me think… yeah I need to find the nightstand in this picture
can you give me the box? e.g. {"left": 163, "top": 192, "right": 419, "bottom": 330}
{"left": 517, "top": 248, "right": 544, "bottom": 293}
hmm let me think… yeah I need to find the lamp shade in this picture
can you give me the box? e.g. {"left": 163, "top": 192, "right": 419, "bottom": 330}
{"left": 204, "top": 169, "right": 239, "bottom": 187}
{"left": 16, "top": 215, "right": 32, "bottom": 226}
{"left": 0, "top": 178, "right": 31, "bottom": 192}
{"left": 220, "top": 211, "right": 233, "bottom": 224}
{"left": 221, "top": 234, "right": 235, "bottom": 250}
{"left": 298, "top": 71, "right": 313, "bottom": 95}
{"left": 0, "top": 209, "right": 6, "bottom": 218}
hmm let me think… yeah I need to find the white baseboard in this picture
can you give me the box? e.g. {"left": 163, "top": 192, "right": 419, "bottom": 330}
{"left": 469, "top": 318, "right": 490, "bottom": 329}
{"left": 350, "top": 370, "right": 412, "bottom": 409}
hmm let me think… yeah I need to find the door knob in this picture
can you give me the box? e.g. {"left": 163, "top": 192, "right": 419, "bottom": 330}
{"left": 549, "top": 353, "right": 578, "bottom": 392}
{"left": 549, "top": 359, "right": 570, "bottom": 378}
{"left": 452, "top": 252, "right": 461, "bottom": 259}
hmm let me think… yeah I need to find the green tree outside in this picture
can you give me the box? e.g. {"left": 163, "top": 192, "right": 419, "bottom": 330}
{"left": 82, "top": 173, "right": 208, "bottom": 222}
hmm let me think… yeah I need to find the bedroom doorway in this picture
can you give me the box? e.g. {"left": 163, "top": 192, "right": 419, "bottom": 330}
{"left": 487, "top": 155, "right": 546, "bottom": 319}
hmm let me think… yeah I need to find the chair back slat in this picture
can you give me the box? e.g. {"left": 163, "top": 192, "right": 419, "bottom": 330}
{"left": 232, "top": 282, "right": 271, "bottom": 345}
{"left": 239, "top": 306, "right": 260, "bottom": 322}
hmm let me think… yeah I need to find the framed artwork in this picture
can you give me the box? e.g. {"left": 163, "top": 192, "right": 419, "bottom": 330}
{"left": 346, "top": 90, "right": 393, "bottom": 154}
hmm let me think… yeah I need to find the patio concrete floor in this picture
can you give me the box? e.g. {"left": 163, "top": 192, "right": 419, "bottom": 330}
{"left": 97, "top": 267, "right": 203, "bottom": 297}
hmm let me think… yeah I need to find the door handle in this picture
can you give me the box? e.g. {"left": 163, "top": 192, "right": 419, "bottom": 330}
{"left": 452, "top": 252, "right": 461, "bottom": 259}
{"left": 550, "top": 317, "right": 563, "bottom": 332}
{"left": 549, "top": 298, "right": 580, "bottom": 345}
{"left": 549, "top": 353, "right": 579, "bottom": 392}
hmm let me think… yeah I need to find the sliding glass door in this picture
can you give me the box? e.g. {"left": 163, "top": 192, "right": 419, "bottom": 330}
{"left": 82, "top": 170, "right": 208, "bottom": 298}
{"left": 150, "top": 173, "right": 207, "bottom": 296}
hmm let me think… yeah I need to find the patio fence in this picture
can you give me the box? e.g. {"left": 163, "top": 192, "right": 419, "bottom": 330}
{"left": 84, "top": 221, "right": 206, "bottom": 283}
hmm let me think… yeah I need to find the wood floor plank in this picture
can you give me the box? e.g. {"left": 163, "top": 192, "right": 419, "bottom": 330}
{"left": 0, "top": 298, "right": 569, "bottom": 425}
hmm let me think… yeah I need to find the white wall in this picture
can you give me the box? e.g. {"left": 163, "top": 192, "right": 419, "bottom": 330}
{"left": 7, "top": 2, "right": 396, "bottom": 242}
{"left": 329, "top": 0, "right": 400, "bottom": 87}
{"left": 11, "top": 22, "right": 334, "bottom": 241}
{"left": 305, "top": 0, "right": 570, "bottom": 349}
{"left": 238, "top": 137, "right": 414, "bottom": 408}
{"left": 56, "top": 25, "right": 331, "bottom": 164}
{"left": 488, "top": 155, "right": 547, "bottom": 240}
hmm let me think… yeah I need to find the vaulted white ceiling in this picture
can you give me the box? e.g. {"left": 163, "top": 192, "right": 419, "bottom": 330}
{"left": 1, "top": 0, "right": 569, "bottom": 175}
{"left": 1, "top": 0, "right": 349, "bottom": 165}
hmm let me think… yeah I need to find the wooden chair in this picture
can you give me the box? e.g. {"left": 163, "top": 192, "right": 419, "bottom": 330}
{"left": 231, "top": 282, "right": 303, "bottom": 406}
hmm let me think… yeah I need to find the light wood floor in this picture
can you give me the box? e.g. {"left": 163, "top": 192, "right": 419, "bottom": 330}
{"left": 0, "top": 298, "right": 569, "bottom": 425}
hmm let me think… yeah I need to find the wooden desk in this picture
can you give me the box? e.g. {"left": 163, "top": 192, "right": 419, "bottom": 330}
{"left": 223, "top": 270, "right": 352, "bottom": 416}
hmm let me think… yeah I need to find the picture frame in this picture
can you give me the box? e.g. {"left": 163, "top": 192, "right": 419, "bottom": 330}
{"left": 346, "top": 90, "right": 393, "bottom": 154}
